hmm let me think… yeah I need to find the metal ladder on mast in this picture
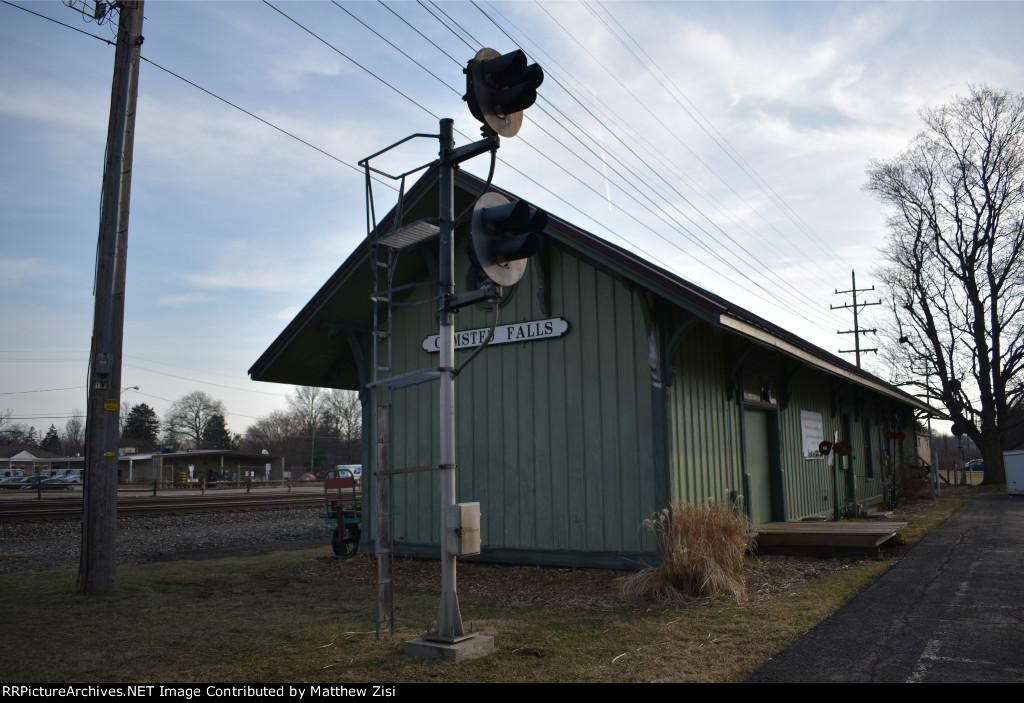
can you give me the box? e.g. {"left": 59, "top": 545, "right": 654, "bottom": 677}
{"left": 365, "top": 172, "right": 441, "bottom": 639}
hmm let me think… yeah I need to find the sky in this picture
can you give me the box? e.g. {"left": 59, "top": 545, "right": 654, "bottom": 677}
{"left": 1, "top": 0, "right": 1022, "bottom": 439}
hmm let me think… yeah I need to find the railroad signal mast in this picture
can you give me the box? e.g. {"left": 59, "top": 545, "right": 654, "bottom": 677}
{"left": 360, "top": 48, "right": 544, "bottom": 661}
{"left": 832, "top": 270, "right": 880, "bottom": 368}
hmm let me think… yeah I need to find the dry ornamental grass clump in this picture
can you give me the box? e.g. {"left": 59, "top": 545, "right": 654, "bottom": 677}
{"left": 620, "top": 499, "right": 754, "bottom": 602}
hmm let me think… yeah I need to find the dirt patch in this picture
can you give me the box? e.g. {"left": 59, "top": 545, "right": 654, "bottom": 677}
{"left": 310, "top": 551, "right": 862, "bottom": 611}
{"left": 305, "top": 491, "right": 971, "bottom": 611}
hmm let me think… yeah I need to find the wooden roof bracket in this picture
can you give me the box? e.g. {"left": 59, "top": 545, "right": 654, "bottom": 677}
{"left": 637, "top": 290, "right": 665, "bottom": 389}
{"left": 662, "top": 315, "right": 701, "bottom": 388}
{"left": 778, "top": 358, "right": 802, "bottom": 411}
{"left": 725, "top": 337, "right": 755, "bottom": 403}
{"left": 829, "top": 377, "right": 854, "bottom": 419}
{"left": 320, "top": 321, "right": 369, "bottom": 394}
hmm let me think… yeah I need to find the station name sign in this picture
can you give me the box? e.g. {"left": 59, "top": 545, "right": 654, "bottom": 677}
{"left": 422, "top": 317, "right": 569, "bottom": 353}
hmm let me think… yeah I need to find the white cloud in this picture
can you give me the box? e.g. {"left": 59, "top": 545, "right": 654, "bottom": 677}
{"left": 0, "top": 258, "right": 59, "bottom": 287}
{"left": 156, "top": 292, "right": 212, "bottom": 308}
{"left": 182, "top": 230, "right": 355, "bottom": 294}
{"left": 272, "top": 305, "right": 302, "bottom": 322}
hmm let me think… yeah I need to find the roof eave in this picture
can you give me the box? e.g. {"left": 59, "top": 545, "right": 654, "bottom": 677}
{"left": 718, "top": 313, "right": 939, "bottom": 415}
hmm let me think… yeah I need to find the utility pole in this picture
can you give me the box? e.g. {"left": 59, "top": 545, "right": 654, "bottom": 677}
{"left": 79, "top": 0, "right": 144, "bottom": 593}
{"left": 832, "top": 269, "right": 879, "bottom": 368}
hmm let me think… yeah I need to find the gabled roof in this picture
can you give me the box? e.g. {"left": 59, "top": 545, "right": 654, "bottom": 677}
{"left": 0, "top": 446, "right": 62, "bottom": 460}
{"left": 250, "top": 167, "right": 933, "bottom": 414}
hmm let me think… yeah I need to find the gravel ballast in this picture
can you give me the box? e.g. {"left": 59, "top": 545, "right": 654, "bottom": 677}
{"left": 0, "top": 507, "right": 327, "bottom": 573}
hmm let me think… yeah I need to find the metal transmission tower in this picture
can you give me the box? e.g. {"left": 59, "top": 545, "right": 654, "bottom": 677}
{"left": 831, "top": 270, "right": 879, "bottom": 368}
{"left": 78, "top": 0, "right": 144, "bottom": 594}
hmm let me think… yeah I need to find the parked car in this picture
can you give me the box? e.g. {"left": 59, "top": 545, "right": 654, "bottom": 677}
{"left": 41, "top": 477, "right": 73, "bottom": 490}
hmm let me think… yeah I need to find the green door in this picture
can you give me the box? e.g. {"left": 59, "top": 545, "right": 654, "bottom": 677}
{"left": 744, "top": 409, "right": 774, "bottom": 524}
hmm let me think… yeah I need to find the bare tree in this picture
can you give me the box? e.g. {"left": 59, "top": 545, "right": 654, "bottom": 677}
{"left": 164, "top": 391, "right": 227, "bottom": 450}
{"left": 0, "top": 409, "right": 12, "bottom": 444}
{"left": 241, "top": 409, "right": 304, "bottom": 466}
{"left": 288, "top": 386, "right": 327, "bottom": 473}
{"left": 866, "top": 86, "right": 1024, "bottom": 484}
{"left": 323, "top": 388, "right": 362, "bottom": 466}
{"left": 325, "top": 389, "right": 362, "bottom": 444}
{"left": 118, "top": 400, "right": 134, "bottom": 438}
{"left": 0, "top": 409, "right": 37, "bottom": 446}
{"left": 62, "top": 409, "right": 85, "bottom": 456}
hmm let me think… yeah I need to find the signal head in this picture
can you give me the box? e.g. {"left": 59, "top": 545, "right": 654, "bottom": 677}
{"left": 464, "top": 48, "right": 544, "bottom": 137}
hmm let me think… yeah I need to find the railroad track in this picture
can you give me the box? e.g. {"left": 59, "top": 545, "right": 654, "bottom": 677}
{"left": 0, "top": 492, "right": 356, "bottom": 523}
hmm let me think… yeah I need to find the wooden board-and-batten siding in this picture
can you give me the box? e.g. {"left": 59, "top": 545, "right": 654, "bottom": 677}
{"left": 377, "top": 242, "right": 661, "bottom": 567}
{"left": 668, "top": 322, "right": 918, "bottom": 526}
{"left": 364, "top": 240, "right": 919, "bottom": 566}
{"left": 248, "top": 167, "right": 928, "bottom": 568}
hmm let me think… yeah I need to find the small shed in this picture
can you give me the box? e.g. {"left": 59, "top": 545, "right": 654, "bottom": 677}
{"left": 118, "top": 450, "right": 285, "bottom": 484}
{"left": 250, "top": 168, "right": 929, "bottom": 568}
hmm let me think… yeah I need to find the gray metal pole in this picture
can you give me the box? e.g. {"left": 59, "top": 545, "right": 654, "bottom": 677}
{"left": 436, "top": 118, "right": 464, "bottom": 638}
{"left": 79, "top": 0, "right": 144, "bottom": 593}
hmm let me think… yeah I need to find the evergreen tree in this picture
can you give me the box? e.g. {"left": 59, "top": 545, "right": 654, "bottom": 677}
{"left": 200, "top": 413, "right": 232, "bottom": 450}
{"left": 40, "top": 425, "right": 63, "bottom": 454}
{"left": 121, "top": 403, "right": 160, "bottom": 452}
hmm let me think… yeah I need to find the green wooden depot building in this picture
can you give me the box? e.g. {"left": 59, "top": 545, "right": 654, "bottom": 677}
{"left": 250, "top": 168, "right": 929, "bottom": 568}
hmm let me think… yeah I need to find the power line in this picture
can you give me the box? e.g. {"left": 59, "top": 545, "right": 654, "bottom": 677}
{"left": 381, "top": 1, "right": 841, "bottom": 326}
{"left": 333, "top": 1, "right": 458, "bottom": 98}
{"left": 263, "top": 0, "right": 441, "bottom": 121}
{"left": 417, "top": 0, "right": 477, "bottom": 53}
{"left": 0, "top": 385, "right": 86, "bottom": 395}
{"left": 378, "top": 0, "right": 462, "bottom": 66}
{"left": 473, "top": 0, "right": 848, "bottom": 315}
{"left": 8, "top": 0, "right": 851, "bottom": 353}
{"left": 123, "top": 363, "right": 288, "bottom": 397}
{"left": 591, "top": 1, "right": 846, "bottom": 264}
{"left": 0, "top": 0, "right": 113, "bottom": 44}
{"left": 1, "top": 0, "right": 396, "bottom": 192}
{"left": 140, "top": 56, "right": 369, "bottom": 179}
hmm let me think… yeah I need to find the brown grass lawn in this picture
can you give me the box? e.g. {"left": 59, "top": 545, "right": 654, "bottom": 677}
{"left": 0, "top": 486, "right": 987, "bottom": 683}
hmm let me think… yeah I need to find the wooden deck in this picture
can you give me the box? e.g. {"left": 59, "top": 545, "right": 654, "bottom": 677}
{"left": 755, "top": 520, "right": 907, "bottom": 555}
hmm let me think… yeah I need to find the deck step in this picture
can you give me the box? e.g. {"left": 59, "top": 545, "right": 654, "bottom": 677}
{"left": 756, "top": 520, "right": 908, "bottom": 554}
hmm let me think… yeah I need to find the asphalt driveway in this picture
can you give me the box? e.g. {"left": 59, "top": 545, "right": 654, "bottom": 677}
{"left": 748, "top": 493, "right": 1024, "bottom": 683}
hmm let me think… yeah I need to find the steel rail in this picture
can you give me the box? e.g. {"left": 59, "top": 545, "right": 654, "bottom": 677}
{"left": 0, "top": 492, "right": 358, "bottom": 523}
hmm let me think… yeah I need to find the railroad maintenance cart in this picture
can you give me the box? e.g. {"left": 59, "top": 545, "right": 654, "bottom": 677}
{"left": 323, "top": 467, "right": 361, "bottom": 558}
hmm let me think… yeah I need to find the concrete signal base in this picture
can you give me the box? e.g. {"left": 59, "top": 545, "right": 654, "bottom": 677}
{"left": 405, "top": 632, "right": 495, "bottom": 662}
